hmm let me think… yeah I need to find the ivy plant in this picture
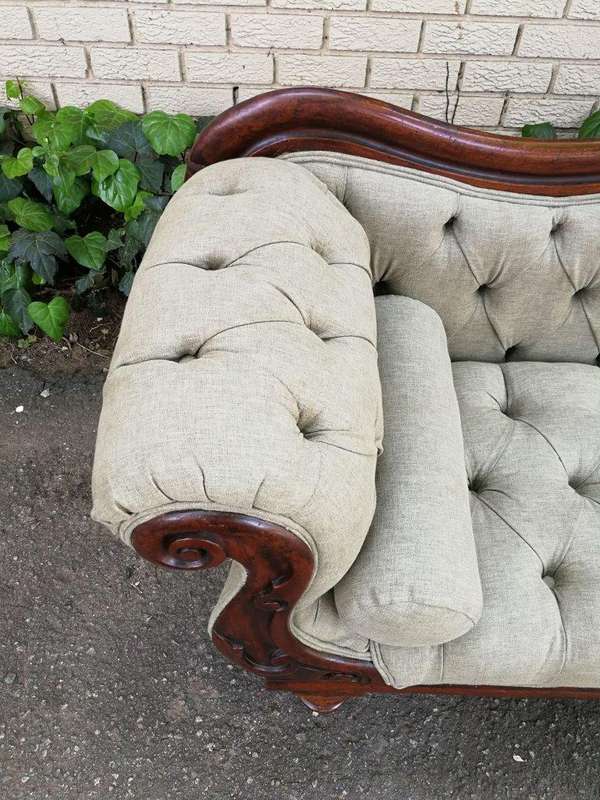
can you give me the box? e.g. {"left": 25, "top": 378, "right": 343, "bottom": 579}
{"left": 522, "top": 109, "right": 600, "bottom": 141}
{"left": 0, "top": 79, "right": 210, "bottom": 342}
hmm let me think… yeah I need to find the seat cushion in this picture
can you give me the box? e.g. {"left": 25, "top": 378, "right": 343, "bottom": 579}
{"left": 372, "top": 360, "right": 600, "bottom": 688}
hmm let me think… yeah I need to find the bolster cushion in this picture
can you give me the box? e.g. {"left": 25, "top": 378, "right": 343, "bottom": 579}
{"left": 334, "top": 295, "right": 483, "bottom": 647}
{"left": 91, "top": 157, "right": 382, "bottom": 607}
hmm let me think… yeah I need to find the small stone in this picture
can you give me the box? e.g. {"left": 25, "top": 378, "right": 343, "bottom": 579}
{"left": 15, "top": 406, "right": 24, "bottom": 413}
{"left": 40, "top": 388, "right": 50, "bottom": 398}
{"left": 4, "top": 673, "right": 16, "bottom": 685}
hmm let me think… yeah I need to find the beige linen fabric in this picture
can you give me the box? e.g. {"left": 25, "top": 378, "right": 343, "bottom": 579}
{"left": 335, "top": 296, "right": 482, "bottom": 647}
{"left": 284, "top": 152, "right": 600, "bottom": 366}
{"left": 373, "top": 361, "right": 600, "bottom": 688}
{"left": 91, "top": 157, "right": 383, "bottom": 608}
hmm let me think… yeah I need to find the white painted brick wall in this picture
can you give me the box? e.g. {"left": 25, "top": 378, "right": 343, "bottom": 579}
{"left": 34, "top": 7, "right": 130, "bottom": 43}
{"left": 133, "top": 10, "right": 226, "bottom": 46}
{"left": 328, "top": 17, "right": 421, "bottom": 52}
{"left": 231, "top": 14, "right": 323, "bottom": 49}
{"left": 3, "top": 5, "right": 32, "bottom": 39}
{"left": 1, "top": 0, "right": 600, "bottom": 134}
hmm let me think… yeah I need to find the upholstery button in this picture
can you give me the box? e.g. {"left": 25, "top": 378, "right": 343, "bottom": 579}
{"left": 543, "top": 574, "right": 556, "bottom": 590}
{"left": 504, "top": 345, "right": 518, "bottom": 361}
{"left": 444, "top": 216, "right": 457, "bottom": 228}
{"left": 478, "top": 283, "right": 490, "bottom": 293}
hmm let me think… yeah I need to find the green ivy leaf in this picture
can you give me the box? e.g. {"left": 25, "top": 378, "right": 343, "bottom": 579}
{"left": 137, "top": 157, "right": 164, "bottom": 193}
{"left": 20, "top": 95, "right": 45, "bottom": 115}
{"left": 142, "top": 111, "right": 196, "bottom": 157}
{"left": 86, "top": 100, "right": 137, "bottom": 133}
{"left": 91, "top": 149, "right": 119, "bottom": 182}
{"left": 7, "top": 197, "right": 54, "bottom": 232}
{"left": 8, "top": 229, "right": 67, "bottom": 284}
{"left": 0, "top": 308, "right": 20, "bottom": 337}
{"left": 5, "top": 80, "right": 20, "bottom": 100}
{"left": 106, "top": 228, "right": 123, "bottom": 252}
{"left": 521, "top": 122, "right": 557, "bottom": 140}
{"left": 92, "top": 159, "right": 140, "bottom": 212}
{"left": 124, "top": 190, "right": 152, "bottom": 222}
{"left": 118, "top": 270, "right": 134, "bottom": 296}
{"left": 0, "top": 223, "right": 10, "bottom": 253}
{"left": 31, "top": 112, "right": 77, "bottom": 152}
{"left": 75, "top": 270, "right": 99, "bottom": 294}
{"left": 65, "top": 231, "right": 108, "bottom": 270}
{"left": 170, "top": 163, "right": 186, "bottom": 193}
{"left": 0, "top": 172, "right": 23, "bottom": 202}
{"left": 1, "top": 147, "right": 34, "bottom": 179}
{"left": 127, "top": 207, "right": 160, "bottom": 248}
{"left": 52, "top": 176, "right": 88, "bottom": 216}
{"left": 28, "top": 295, "right": 69, "bottom": 342}
{"left": 63, "top": 144, "right": 96, "bottom": 176}
{"left": 0, "top": 259, "right": 29, "bottom": 294}
{"left": 105, "top": 120, "right": 153, "bottom": 160}
{"left": 578, "top": 110, "right": 600, "bottom": 140}
{"left": 28, "top": 166, "right": 53, "bottom": 203}
{"left": 2, "top": 287, "right": 32, "bottom": 333}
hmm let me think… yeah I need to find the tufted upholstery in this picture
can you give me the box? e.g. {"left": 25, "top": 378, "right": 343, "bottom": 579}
{"left": 284, "top": 153, "right": 600, "bottom": 365}
{"left": 93, "top": 152, "right": 600, "bottom": 691}
{"left": 92, "top": 157, "right": 382, "bottom": 607}
{"left": 373, "top": 360, "right": 600, "bottom": 688}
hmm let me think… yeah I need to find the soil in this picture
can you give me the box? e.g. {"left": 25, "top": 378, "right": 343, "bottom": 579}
{"left": 0, "top": 291, "right": 125, "bottom": 376}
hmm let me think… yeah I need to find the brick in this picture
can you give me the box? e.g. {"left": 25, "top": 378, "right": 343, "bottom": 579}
{"left": 0, "top": 79, "right": 54, "bottom": 108}
{"left": 186, "top": 52, "right": 273, "bottom": 84}
{"left": 418, "top": 94, "right": 504, "bottom": 127}
{"left": 423, "top": 22, "right": 519, "bottom": 56}
{"left": 519, "top": 24, "right": 600, "bottom": 58}
{"left": 0, "top": 45, "right": 86, "bottom": 78}
{"left": 91, "top": 48, "right": 180, "bottom": 81}
{"left": 134, "top": 10, "right": 225, "bottom": 46}
{"left": 471, "top": 0, "right": 565, "bottom": 17}
{"left": 277, "top": 54, "right": 366, "bottom": 87}
{"left": 555, "top": 64, "right": 600, "bottom": 94}
{"left": 231, "top": 14, "right": 323, "bottom": 49}
{"left": 462, "top": 61, "right": 552, "bottom": 93}
{"left": 329, "top": 17, "right": 421, "bottom": 52}
{"left": 371, "top": 58, "right": 460, "bottom": 90}
{"left": 274, "top": 0, "right": 364, "bottom": 7}
{"left": 568, "top": 0, "right": 600, "bottom": 19}
{"left": 174, "top": 0, "right": 265, "bottom": 5}
{"left": 146, "top": 85, "right": 232, "bottom": 115}
{"left": 34, "top": 6, "right": 130, "bottom": 43}
{"left": 503, "top": 97, "right": 595, "bottom": 127}
{"left": 2, "top": 6, "right": 33, "bottom": 39}
{"left": 54, "top": 82, "right": 145, "bottom": 113}
{"left": 371, "top": 0, "right": 465, "bottom": 11}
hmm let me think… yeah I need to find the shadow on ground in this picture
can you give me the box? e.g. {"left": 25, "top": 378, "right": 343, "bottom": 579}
{"left": 1, "top": 367, "right": 599, "bottom": 800}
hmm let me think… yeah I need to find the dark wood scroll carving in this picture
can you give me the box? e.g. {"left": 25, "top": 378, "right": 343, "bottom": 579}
{"left": 187, "top": 87, "right": 600, "bottom": 197}
{"left": 132, "top": 510, "right": 600, "bottom": 710}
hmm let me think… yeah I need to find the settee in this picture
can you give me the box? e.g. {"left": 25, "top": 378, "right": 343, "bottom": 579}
{"left": 92, "top": 88, "right": 600, "bottom": 712}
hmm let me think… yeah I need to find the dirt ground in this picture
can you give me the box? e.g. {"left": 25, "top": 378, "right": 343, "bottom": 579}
{"left": 2, "top": 310, "right": 600, "bottom": 800}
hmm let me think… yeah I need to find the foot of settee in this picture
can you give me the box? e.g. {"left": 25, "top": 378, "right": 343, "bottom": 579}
{"left": 295, "top": 692, "right": 349, "bottom": 713}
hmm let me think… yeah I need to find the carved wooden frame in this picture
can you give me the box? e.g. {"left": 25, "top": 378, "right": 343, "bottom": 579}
{"left": 132, "top": 89, "right": 600, "bottom": 711}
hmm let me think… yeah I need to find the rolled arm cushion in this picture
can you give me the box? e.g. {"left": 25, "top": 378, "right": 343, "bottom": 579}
{"left": 91, "top": 157, "right": 383, "bottom": 606}
{"left": 335, "top": 296, "right": 483, "bottom": 647}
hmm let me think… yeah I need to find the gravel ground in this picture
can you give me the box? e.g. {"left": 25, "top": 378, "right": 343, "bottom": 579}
{"left": 2, "top": 366, "right": 600, "bottom": 800}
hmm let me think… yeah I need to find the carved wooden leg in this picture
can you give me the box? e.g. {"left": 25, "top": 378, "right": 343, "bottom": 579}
{"left": 131, "top": 510, "right": 380, "bottom": 704}
{"left": 295, "top": 692, "right": 350, "bottom": 713}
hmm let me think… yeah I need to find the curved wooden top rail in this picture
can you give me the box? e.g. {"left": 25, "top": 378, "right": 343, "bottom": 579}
{"left": 188, "top": 87, "right": 600, "bottom": 197}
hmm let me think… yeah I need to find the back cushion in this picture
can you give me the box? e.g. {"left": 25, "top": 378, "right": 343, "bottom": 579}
{"left": 284, "top": 152, "right": 600, "bottom": 364}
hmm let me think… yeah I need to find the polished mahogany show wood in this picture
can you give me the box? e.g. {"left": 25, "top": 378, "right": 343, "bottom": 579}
{"left": 187, "top": 87, "right": 600, "bottom": 197}
{"left": 132, "top": 510, "right": 600, "bottom": 709}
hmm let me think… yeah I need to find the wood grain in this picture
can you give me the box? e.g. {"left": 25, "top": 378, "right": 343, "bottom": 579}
{"left": 187, "top": 87, "right": 600, "bottom": 197}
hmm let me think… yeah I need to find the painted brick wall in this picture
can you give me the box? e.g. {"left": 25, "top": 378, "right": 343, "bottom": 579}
{"left": 1, "top": 0, "right": 600, "bottom": 133}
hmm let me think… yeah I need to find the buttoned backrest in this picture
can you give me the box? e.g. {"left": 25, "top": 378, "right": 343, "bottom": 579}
{"left": 285, "top": 152, "right": 600, "bottom": 365}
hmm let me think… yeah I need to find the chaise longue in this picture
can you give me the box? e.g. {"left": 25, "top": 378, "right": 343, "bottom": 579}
{"left": 91, "top": 88, "right": 600, "bottom": 712}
